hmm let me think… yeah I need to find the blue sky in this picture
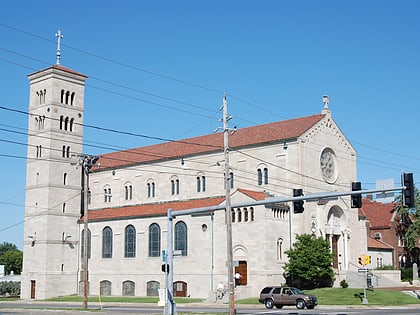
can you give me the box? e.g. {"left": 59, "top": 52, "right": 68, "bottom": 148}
{"left": 1, "top": 0, "right": 419, "bottom": 249}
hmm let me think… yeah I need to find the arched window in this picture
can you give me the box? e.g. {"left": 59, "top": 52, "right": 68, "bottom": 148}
{"left": 122, "top": 280, "right": 135, "bottom": 296}
{"left": 149, "top": 223, "right": 161, "bottom": 257}
{"left": 125, "top": 225, "right": 136, "bottom": 258}
{"left": 264, "top": 167, "right": 269, "bottom": 184}
{"left": 250, "top": 207, "right": 255, "bottom": 221}
{"left": 81, "top": 228, "right": 91, "bottom": 259}
{"left": 71, "top": 92, "right": 75, "bottom": 105}
{"left": 276, "top": 238, "right": 283, "bottom": 260}
{"left": 125, "top": 184, "right": 133, "bottom": 200}
{"left": 63, "top": 173, "right": 68, "bottom": 185}
{"left": 104, "top": 187, "right": 112, "bottom": 202}
{"left": 231, "top": 209, "right": 235, "bottom": 223}
{"left": 244, "top": 208, "right": 248, "bottom": 221}
{"left": 102, "top": 226, "right": 113, "bottom": 258}
{"left": 147, "top": 281, "right": 160, "bottom": 296}
{"left": 61, "top": 89, "right": 65, "bottom": 103}
{"left": 257, "top": 169, "right": 262, "bottom": 185}
{"left": 237, "top": 208, "right": 242, "bottom": 222}
{"left": 100, "top": 280, "right": 111, "bottom": 296}
{"left": 69, "top": 118, "right": 74, "bottom": 132}
{"left": 175, "top": 221, "right": 187, "bottom": 256}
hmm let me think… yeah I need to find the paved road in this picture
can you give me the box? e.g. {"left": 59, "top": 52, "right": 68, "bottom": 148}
{"left": 1, "top": 301, "right": 420, "bottom": 315}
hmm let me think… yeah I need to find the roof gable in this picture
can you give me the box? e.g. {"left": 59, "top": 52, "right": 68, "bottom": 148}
{"left": 361, "top": 198, "right": 398, "bottom": 229}
{"left": 97, "top": 114, "right": 325, "bottom": 169}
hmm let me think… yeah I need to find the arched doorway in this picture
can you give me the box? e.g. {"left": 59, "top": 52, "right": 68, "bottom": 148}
{"left": 173, "top": 281, "right": 187, "bottom": 297}
{"left": 326, "top": 206, "right": 347, "bottom": 269}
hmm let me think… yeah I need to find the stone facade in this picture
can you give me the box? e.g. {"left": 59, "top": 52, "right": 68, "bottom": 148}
{"left": 21, "top": 64, "right": 366, "bottom": 300}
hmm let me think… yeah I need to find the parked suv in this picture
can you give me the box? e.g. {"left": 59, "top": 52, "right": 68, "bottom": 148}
{"left": 259, "top": 286, "right": 317, "bottom": 309}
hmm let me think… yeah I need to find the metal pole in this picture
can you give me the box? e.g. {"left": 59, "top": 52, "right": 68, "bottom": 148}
{"left": 166, "top": 209, "right": 175, "bottom": 315}
{"left": 82, "top": 158, "right": 89, "bottom": 309}
{"left": 222, "top": 94, "right": 235, "bottom": 315}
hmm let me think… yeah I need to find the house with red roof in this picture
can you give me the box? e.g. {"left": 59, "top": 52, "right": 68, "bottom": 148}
{"left": 21, "top": 64, "right": 367, "bottom": 300}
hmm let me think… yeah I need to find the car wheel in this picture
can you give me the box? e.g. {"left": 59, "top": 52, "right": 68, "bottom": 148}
{"left": 264, "top": 299, "right": 274, "bottom": 309}
{"left": 275, "top": 304, "right": 283, "bottom": 309}
{"left": 296, "top": 299, "right": 306, "bottom": 309}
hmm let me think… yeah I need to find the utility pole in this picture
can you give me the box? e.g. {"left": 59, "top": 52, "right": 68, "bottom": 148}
{"left": 221, "top": 94, "right": 235, "bottom": 315}
{"left": 79, "top": 155, "right": 98, "bottom": 310}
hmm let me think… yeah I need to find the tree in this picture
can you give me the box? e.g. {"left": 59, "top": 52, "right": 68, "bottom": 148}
{"left": 396, "top": 186, "right": 420, "bottom": 266}
{"left": 0, "top": 249, "right": 22, "bottom": 275}
{"left": 0, "top": 242, "right": 17, "bottom": 258}
{"left": 284, "top": 234, "right": 334, "bottom": 289}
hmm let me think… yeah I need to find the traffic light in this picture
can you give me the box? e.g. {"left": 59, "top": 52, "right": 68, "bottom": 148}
{"left": 351, "top": 182, "right": 362, "bottom": 208}
{"left": 402, "top": 172, "right": 415, "bottom": 208}
{"left": 293, "top": 188, "right": 304, "bottom": 213}
{"left": 365, "top": 255, "right": 371, "bottom": 265}
{"left": 161, "top": 263, "right": 170, "bottom": 274}
{"left": 358, "top": 256, "right": 364, "bottom": 265}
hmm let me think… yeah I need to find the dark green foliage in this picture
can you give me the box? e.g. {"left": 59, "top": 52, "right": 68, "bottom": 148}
{"left": 340, "top": 279, "right": 349, "bottom": 288}
{"left": 0, "top": 281, "right": 20, "bottom": 296}
{"left": 0, "top": 248, "right": 22, "bottom": 275}
{"left": 0, "top": 242, "right": 17, "bottom": 258}
{"left": 400, "top": 267, "right": 413, "bottom": 282}
{"left": 284, "top": 234, "right": 335, "bottom": 289}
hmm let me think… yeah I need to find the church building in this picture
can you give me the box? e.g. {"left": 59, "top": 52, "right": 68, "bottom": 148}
{"left": 20, "top": 60, "right": 366, "bottom": 299}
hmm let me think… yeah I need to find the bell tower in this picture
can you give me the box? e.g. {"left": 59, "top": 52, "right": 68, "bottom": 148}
{"left": 21, "top": 31, "right": 88, "bottom": 299}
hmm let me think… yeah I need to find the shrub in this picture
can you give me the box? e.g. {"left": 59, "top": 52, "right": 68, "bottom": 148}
{"left": 0, "top": 281, "right": 20, "bottom": 296}
{"left": 340, "top": 279, "right": 349, "bottom": 288}
{"left": 400, "top": 267, "right": 413, "bottom": 282}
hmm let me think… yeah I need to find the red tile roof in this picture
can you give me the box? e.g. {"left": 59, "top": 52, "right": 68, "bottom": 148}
{"left": 360, "top": 198, "right": 398, "bottom": 229}
{"left": 96, "top": 114, "right": 325, "bottom": 170}
{"left": 236, "top": 188, "right": 269, "bottom": 200}
{"left": 84, "top": 188, "right": 271, "bottom": 222}
{"left": 86, "top": 196, "right": 226, "bottom": 222}
{"left": 29, "top": 64, "right": 88, "bottom": 78}
{"left": 367, "top": 236, "right": 393, "bottom": 250}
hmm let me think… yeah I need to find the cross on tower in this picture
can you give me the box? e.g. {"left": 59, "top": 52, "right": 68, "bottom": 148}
{"left": 55, "top": 29, "right": 63, "bottom": 65}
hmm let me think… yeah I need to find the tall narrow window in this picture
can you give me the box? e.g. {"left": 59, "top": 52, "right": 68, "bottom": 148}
{"left": 196, "top": 177, "right": 201, "bottom": 192}
{"left": 102, "top": 227, "right": 113, "bottom": 258}
{"left": 276, "top": 238, "right": 283, "bottom": 260}
{"left": 149, "top": 223, "right": 161, "bottom": 257}
{"left": 124, "top": 225, "right": 136, "bottom": 258}
{"left": 60, "top": 116, "right": 64, "bottom": 130}
{"left": 175, "top": 221, "right": 187, "bottom": 256}
{"left": 71, "top": 92, "right": 75, "bottom": 105}
{"left": 250, "top": 207, "right": 255, "bottom": 221}
{"left": 104, "top": 187, "right": 112, "bottom": 202}
{"left": 125, "top": 184, "right": 133, "bottom": 200}
{"left": 171, "top": 178, "right": 180, "bottom": 195}
{"left": 264, "top": 167, "right": 269, "bottom": 184}
{"left": 257, "top": 169, "right": 262, "bottom": 185}
{"left": 69, "top": 118, "right": 74, "bottom": 132}
{"left": 202, "top": 176, "right": 206, "bottom": 192}
{"left": 230, "top": 172, "right": 234, "bottom": 189}
{"left": 63, "top": 173, "right": 68, "bottom": 185}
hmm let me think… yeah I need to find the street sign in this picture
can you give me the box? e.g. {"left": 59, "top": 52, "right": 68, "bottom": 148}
{"left": 358, "top": 268, "right": 369, "bottom": 273}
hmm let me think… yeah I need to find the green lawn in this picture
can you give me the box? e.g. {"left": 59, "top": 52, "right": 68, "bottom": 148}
{"left": 29, "top": 288, "right": 420, "bottom": 306}
{"left": 237, "top": 288, "right": 420, "bottom": 306}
